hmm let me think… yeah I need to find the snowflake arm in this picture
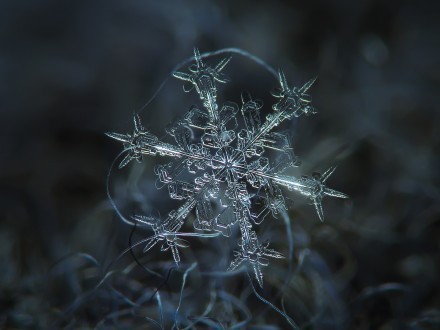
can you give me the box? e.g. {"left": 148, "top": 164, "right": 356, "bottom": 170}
{"left": 224, "top": 182, "right": 284, "bottom": 287}
{"left": 272, "top": 70, "right": 317, "bottom": 117}
{"left": 132, "top": 173, "right": 221, "bottom": 266}
{"left": 132, "top": 198, "right": 196, "bottom": 266}
{"left": 228, "top": 230, "right": 284, "bottom": 288}
{"left": 233, "top": 73, "right": 317, "bottom": 160}
{"left": 269, "top": 166, "right": 349, "bottom": 221}
{"left": 173, "top": 47, "right": 232, "bottom": 127}
{"left": 106, "top": 114, "right": 218, "bottom": 170}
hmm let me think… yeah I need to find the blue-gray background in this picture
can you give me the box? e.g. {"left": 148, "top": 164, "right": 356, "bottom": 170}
{"left": 0, "top": 0, "right": 439, "bottom": 328}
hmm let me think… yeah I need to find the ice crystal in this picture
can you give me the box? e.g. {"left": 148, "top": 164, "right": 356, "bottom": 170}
{"left": 107, "top": 48, "right": 348, "bottom": 287}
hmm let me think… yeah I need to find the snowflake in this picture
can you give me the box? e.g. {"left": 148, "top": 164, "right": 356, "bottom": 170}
{"left": 107, "top": 48, "right": 348, "bottom": 287}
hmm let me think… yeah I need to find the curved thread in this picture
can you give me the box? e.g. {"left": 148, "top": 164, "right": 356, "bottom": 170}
{"left": 247, "top": 272, "right": 299, "bottom": 329}
{"left": 173, "top": 262, "right": 198, "bottom": 329}
{"left": 106, "top": 148, "right": 137, "bottom": 226}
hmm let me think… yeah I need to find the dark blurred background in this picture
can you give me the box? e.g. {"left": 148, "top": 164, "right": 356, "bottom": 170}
{"left": 0, "top": 0, "right": 439, "bottom": 328}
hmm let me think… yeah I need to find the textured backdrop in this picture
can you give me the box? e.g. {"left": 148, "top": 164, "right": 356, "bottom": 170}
{"left": 0, "top": 0, "right": 439, "bottom": 328}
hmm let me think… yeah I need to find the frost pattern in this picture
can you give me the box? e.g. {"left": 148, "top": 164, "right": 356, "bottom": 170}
{"left": 107, "top": 48, "right": 348, "bottom": 287}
